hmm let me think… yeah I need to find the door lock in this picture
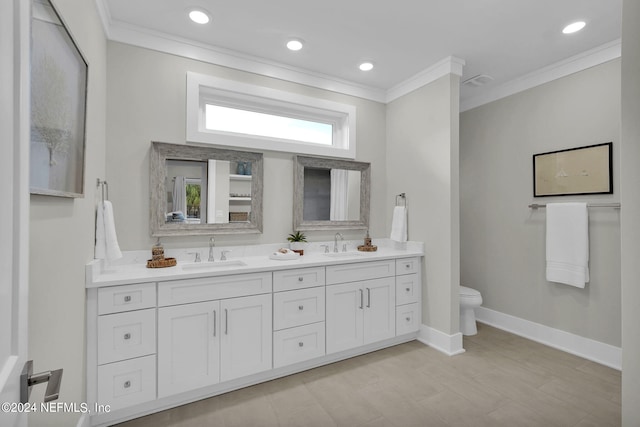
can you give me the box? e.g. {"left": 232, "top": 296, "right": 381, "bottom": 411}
{"left": 20, "top": 360, "right": 63, "bottom": 404}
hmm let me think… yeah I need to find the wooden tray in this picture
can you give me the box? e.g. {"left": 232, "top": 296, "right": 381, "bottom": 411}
{"left": 357, "top": 245, "right": 377, "bottom": 252}
{"left": 146, "top": 257, "right": 177, "bottom": 268}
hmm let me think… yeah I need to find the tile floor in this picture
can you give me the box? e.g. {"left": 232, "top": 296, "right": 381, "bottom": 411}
{"left": 116, "top": 324, "right": 621, "bottom": 427}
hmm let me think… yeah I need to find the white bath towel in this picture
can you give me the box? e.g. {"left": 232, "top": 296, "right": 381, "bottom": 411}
{"left": 95, "top": 201, "right": 122, "bottom": 261}
{"left": 390, "top": 206, "right": 407, "bottom": 242}
{"left": 546, "top": 203, "right": 589, "bottom": 288}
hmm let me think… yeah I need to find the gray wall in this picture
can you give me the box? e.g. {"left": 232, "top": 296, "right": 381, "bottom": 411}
{"left": 386, "top": 75, "right": 461, "bottom": 335}
{"left": 621, "top": 0, "right": 640, "bottom": 423}
{"left": 460, "top": 60, "right": 621, "bottom": 346}
{"left": 28, "top": 0, "right": 107, "bottom": 425}
{"left": 106, "top": 42, "right": 388, "bottom": 249}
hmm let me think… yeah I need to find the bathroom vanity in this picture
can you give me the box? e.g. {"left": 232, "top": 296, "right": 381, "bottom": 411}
{"left": 85, "top": 242, "right": 423, "bottom": 426}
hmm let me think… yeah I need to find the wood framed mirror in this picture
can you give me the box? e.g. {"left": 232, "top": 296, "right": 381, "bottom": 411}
{"left": 293, "top": 155, "right": 370, "bottom": 231}
{"left": 150, "top": 141, "right": 263, "bottom": 236}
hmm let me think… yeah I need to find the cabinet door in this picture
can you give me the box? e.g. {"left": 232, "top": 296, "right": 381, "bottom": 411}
{"left": 363, "top": 277, "right": 396, "bottom": 345}
{"left": 157, "top": 300, "right": 220, "bottom": 398}
{"left": 326, "top": 281, "right": 364, "bottom": 354}
{"left": 220, "top": 293, "right": 272, "bottom": 382}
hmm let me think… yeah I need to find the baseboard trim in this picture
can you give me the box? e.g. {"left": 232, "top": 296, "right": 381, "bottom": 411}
{"left": 418, "top": 324, "right": 465, "bottom": 356}
{"left": 475, "top": 306, "right": 621, "bottom": 370}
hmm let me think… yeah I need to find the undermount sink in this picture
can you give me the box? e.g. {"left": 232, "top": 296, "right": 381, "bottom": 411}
{"left": 181, "top": 260, "right": 247, "bottom": 270}
{"left": 323, "top": 252, "right": 368, "bottom": 258}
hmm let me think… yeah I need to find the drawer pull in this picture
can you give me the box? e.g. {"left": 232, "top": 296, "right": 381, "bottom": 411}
{"left": 298, "top": 342, "right": 304, "bottom": 347}
{"left": 213, "top": 310, "right": 217, "bottom": 337}
{"left": 298, "top": 277, "right": 304, "bottom": 282}
{"left": 406, "top": 317, "right": 411, "bottom": 322}
{"left": 124, "top": 295, "right": 132, "bottom": 302}
{"left": 123, "top": 333, "right": 131, "bottom": 340}
{"left": 405, "top": 264, "right": 411, "bottom": 269}
{"left": 406, "top": 287, "right": 411, "bottom": 292}
{"left": 123, "top": 380, "right": 131, "bottom": 389}
{"left": 298, "top": 305, "right": 304, "bottom": 311}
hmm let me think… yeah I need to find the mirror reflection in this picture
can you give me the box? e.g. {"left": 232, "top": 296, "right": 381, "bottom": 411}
{"left": 294, "top": 156, "right": 370, "bottom": 231}
{"left": 150, "top": 141, "right": 263, "bottom": 236}
{"left": 165, "top": 159, "right": 252, "bottom": 225}
{"left": 303, "top": 168, "right": 361, "bottom": 221}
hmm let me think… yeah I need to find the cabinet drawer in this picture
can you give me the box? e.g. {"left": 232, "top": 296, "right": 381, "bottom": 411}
{"left": 396, "top": 257, "right": 420, "bottom": 276}
{"left": 97, "top": 355, "right": 156, "bottom": 411}
{"left": 326, "top": 260, "right": 395, "bottom": 285}
{"left": 98, "top": 282, "right": 156, "bottom": 315}
{"left": 158, "top": 272, "right": 272, "bottom": 306}
{"left": 396, "top": 303, "right": 420, "bottom": 335}
{"left": 273, "top": 322, "right": 325, "bottom": 368}
{"left": 273, "top": 267, "right": 325, "bottom": 292}
{"left": 396, "top": 274, "right": 420, "bottom": 306}
{"left": 97, "top": 309, "right": 156, "bottom": 365}
{"left": 274, "top": 287, "right": 325, "bottom": 330}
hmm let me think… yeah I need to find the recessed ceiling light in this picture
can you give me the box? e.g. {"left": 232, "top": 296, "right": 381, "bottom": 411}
{"left": 562, "top": 21, "right": 586, "bottom": 34}
{"left": 359, "top": 62, "right": 374, "bottom": 71}
{"left": 188, "top": 9, "right": 210, "bottom": 25}
{"left": 286, "top": 39, "right": 303, "bottom": 51}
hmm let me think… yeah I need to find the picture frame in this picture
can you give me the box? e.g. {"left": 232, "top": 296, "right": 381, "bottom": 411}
{"left": 30, "top": 0, "right": 88, "bottom": 198}
{"left": 533, "top": 142, "right": 613, "bottom": 197}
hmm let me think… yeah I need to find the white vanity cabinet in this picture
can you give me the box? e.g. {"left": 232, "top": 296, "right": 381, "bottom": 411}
{"left": 157, "top": 274, "right": 272, "bottom": 398}
{"left": 325, "top": 261, "right": 396, "bottom": 354}
{"left": 86, "top": 249, "right": 423, "bottom": 427}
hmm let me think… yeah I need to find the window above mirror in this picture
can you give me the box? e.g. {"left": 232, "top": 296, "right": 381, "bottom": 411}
{"left": 186, "top": 72, "right": 357, "bottom": 159}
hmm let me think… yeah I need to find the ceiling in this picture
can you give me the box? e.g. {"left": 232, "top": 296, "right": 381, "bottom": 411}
{"left": 99, "top": 0, "right": 622, "bottom": 108}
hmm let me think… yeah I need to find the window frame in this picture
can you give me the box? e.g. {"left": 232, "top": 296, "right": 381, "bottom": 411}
{"left": 186, "top": 72, "right": 357, "bottom": 159}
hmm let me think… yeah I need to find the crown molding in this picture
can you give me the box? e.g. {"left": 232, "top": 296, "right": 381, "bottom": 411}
{"left": 460, "top": 39, "right": 622, "bottom": 112}
{"left": 385, "top": 56, "right": 466, "bottom": 103}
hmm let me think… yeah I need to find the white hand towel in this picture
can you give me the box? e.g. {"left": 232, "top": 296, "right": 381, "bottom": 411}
{"left": 95, "top": 201, "right": 123, "bottom": 261}
{"left": 390, "top": 206, "right": 407, "bottom": 242}
{"left": 546, "top": 203, "right": 589, "bottom": 288}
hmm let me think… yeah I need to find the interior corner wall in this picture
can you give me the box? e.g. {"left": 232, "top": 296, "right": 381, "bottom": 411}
{"left": 460, "top": 59, "right": 621, "bottom": 347}
{"left": 386, "top": 74, "right": 461, "bottom": 335}
{"left": 106, "top": 41, "right": 387, "bottom": 251}
{"left": 621, "top": 0, "right": 640, "bottom": 423}
{"left": 28, "top": 0, "right": 107, "bottom": 426}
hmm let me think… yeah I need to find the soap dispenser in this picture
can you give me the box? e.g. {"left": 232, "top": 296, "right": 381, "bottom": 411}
{"left": 152, "top": 238, "right": 165, "bottom": 261}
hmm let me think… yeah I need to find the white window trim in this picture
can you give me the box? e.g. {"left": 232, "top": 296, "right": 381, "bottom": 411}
{"left": 186, "top": 72, "right": 356, "bottom": 159}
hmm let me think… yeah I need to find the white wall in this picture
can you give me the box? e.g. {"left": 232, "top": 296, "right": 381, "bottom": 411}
{"left": 386, "top": 74, "right": 461, "bottom": 335}
{"left": 460, "top": 60, "right": 621, "bottom": 347}
{"left": 621, "top": 0, "right": 640, "bottom": 423}
{"left": 106, "top": 42, "right": 387, "bottom": 250}
{"left": 28, "top": 0, "right": 107, "bottom": 425}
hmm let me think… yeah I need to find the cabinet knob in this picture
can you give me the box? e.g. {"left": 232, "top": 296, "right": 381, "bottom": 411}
{"left": 298, "top": 277, "right": 304, "bottom": 282}
{"left": 123, "top": 380, "right": 131, "bottom": 388}
{"left": 405, "top": 264, "right": 411, "bottom": 269}
{"left": 298, "top": 342, "right": 304, "bottom": 347}
{"left": 123, "top": 333, "right": 131, "bottom": 340}
{"left": 406, "top": 317, "right": 411, "bottom": 322}
{"left": 124, "top": 295, "right": 132, "bottom": 302}
{"left": 405, "top": 287, "right": 410, "bottom": 292}
{"left": 298, "top": 305, "right": 304, "bottom": 311}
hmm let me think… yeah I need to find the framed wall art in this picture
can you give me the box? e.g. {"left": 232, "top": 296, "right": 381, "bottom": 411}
{"left": 30, "top": 0, "right": 88, "bottom": 198}
{"left": 533, "top": 142, "right": 613, "bottom": 197}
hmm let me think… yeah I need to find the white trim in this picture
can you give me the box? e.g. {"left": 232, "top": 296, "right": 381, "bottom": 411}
{"left": 417, "top": 324, "right": 465, "bottom": 356}
{"left": 187, "top": 72, "right": 357, "bottom": 158}
{"left": 475, "top": 306, "right": 621, "bottom": 370}
{"left": 460, "top": 39, "right": 622, "bottom": 112}
{"left": 386, "top": 56, "right": 466, "bottom": 103}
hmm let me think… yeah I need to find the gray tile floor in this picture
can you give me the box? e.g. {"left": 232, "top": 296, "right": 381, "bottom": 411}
{"left": 116, "top": 324, "right": 621, "bottom": 426}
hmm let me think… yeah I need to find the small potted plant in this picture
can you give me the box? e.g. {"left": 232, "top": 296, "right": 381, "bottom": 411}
{"left": 287, "top": 231, "right": 308, "bottom": 255}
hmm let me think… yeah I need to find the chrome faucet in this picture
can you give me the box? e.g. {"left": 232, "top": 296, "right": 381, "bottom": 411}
{"left": 334, "top": 232, "right": 344, "bottom": 253}
{"left": 208, "top": 237, "right": 215, "bottom": 262}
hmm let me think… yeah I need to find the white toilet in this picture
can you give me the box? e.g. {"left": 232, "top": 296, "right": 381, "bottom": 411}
{"left": 459, "top": 286, "right": 483, "bottom": 336}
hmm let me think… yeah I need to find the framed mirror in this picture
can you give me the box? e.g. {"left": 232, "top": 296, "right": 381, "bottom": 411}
{"left": 293, "top": 156, "right": 370, "bottom": 231}
{"left": 150, "top": 141, "right": 263, "bottom": 236}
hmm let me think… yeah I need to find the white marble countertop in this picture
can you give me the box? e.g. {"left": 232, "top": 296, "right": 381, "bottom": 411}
{"left": 86, "top": 239, "right": 424, "bottom": 288}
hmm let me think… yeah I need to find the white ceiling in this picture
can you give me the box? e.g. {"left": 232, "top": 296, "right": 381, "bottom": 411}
{"left": 99, "top": 0, "right": 622, "bottom": 108}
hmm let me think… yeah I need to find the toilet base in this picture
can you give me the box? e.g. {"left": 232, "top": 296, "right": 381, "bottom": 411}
{"left": 460, "top": 305, "right": 479, "bottom": 336}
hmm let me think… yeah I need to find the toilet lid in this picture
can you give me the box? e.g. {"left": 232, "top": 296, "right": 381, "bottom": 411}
{"left": 459, "top": 286, "right": 480, "bottom": 297}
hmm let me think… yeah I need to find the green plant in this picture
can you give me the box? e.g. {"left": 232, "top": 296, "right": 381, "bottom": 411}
{"left": 287, "top": 231, "right": 307, "bottom": 243}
